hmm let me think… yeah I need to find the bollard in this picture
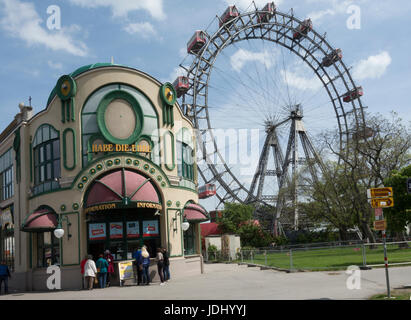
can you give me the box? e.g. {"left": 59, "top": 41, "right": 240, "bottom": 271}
{"left": 289, "top": 249, "right": 293, "bottom": 271}
{"left": 241, "top": 251, "right": 243, "bottom": 263}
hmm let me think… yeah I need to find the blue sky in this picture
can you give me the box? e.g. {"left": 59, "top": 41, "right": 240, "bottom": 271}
{"left": 0, "top": 0, "right": 410, "bottom": 210}
{"left": 0, "top": 0, "right": 410, "bottom": 129}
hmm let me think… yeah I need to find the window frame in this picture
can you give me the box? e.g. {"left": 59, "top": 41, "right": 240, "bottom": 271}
{"left": 36, "top": 231, "right": 60, "bottom": 268}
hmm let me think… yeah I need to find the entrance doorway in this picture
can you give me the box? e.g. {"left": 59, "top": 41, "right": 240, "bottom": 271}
{"left": 87, "top": 208, "right": 161, "bottom": 260}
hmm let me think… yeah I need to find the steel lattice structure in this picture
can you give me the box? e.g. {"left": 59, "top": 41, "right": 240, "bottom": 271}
{"left": 178, "top": 4, "right": 366, "bottom": 234}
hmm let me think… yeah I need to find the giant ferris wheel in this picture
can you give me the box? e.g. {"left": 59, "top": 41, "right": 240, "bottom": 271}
{"left": 173, "top": 2, "right": 367, "bottom": 234}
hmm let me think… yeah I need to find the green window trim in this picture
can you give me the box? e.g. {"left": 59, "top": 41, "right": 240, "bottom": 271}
{"left": 32, "top": 126, "right": 61, "bottom": 195}
{"left": 0, "top": 148, "right": 14, "bottom": 201}
{"left": 63, "top": 128, "right": 77, "bottom": 171}
{"left": 96, "top": 90, "right": 143, "bottom": 145}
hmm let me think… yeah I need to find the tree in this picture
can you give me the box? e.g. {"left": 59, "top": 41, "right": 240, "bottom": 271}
{"left": 383, "top": 165, "right": 411, "bottom": 236}
{"left": 304, "top": 112, "right": 410, "bottom": 242}
{"left": 216, "top": 202, "right": 254, "bottom": 234}
{"left": 216, "top": 203, "right": 273, "bottom": 247}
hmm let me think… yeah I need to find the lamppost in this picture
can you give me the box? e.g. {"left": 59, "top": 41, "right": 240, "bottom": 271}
{"left": 53, "top": 215, "right": 72, "bottom": 240}
{"left": 182, "top": 217, "right": 190, "bottom": 232}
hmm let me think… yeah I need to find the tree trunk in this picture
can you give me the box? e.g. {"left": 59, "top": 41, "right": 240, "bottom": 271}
{"left": 338, "top": 228, "right": 349, "bottom": 242}
{"left": 397, "top": 231, "right": 409, "bottom": 249}
{"left": 361, "top": 221, "right": 377, "bottom": 248}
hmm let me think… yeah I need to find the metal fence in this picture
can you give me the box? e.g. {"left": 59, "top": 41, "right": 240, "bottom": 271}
{"left": 205, "top": 240, "right": 411, "bottom": 272}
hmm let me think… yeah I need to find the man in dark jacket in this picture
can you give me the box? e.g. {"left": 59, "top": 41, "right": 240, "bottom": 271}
{"left": 162, "top": 248, "right": 170, "bottom": 281}
{"left": 0, "top": 260, "right": 11, "bottom": 295}
{"left": 133, "top": 247, "right": 142, "bottom": 285}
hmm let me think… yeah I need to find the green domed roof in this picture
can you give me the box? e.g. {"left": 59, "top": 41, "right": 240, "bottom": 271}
{"left": 47, "top": 62, "right": 129, "bottom": 106}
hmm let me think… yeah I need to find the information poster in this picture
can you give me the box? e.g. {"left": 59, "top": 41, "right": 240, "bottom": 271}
{"left": 143, "top": 220, "right": 159, "bottom": 237}
{"left": 118, "top": 261, "right": 134, "bottom": 281}
{"left": 110, "top": 222, "right": 123, "bottom": 239}
{"left": 126, "top": 221, "right": 140, "bottom": 238}
{"left": 89, "top": 223, "right": 106, "bottom": 240}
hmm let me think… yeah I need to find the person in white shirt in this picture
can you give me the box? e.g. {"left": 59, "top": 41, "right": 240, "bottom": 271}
{"left": 83, "top": 255, "right": 97, "bottom": 290}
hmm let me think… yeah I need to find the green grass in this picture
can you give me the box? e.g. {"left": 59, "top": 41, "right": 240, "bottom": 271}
{"left": 370, "top": 290, "right": 411, "bottom": 300}
{"left": 241, "top": 244, "right": 411, "bottom": 271}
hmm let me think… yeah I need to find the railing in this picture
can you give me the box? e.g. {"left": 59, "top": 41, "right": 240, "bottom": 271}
{"left": 206, "top": 240, "right": 411, "bottom": 272}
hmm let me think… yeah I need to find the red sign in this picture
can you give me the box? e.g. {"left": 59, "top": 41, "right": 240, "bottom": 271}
{"left": 374, "top": 208, "right": 383, "bottom": 220}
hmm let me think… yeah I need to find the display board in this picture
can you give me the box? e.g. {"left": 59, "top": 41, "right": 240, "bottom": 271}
{"left": 118, "top": 260, "right": 134, "bottom": 282}
{"left": 110, "top": 222, "right": 123, "bottom": 239}
{"left": 126, "top": 221, "right": 140, "bottom": 238}
{"left": 143, "top": 220, "right": 159, "bottom": 237}
{"left": 88, "top": 223, "right": 106, "bottom": 240}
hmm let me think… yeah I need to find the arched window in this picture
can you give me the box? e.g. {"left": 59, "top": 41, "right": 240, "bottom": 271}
{"left": 32, "top": 125, "right": 60, "bottom": 194}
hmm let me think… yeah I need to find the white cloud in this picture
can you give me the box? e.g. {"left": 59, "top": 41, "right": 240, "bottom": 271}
{"left": 352, "top": 51, "right": 392, "bottom": 80}
{"left": 123, "top": 22, "right": 158, "bottom": 39}
{"left": 306, "top": 0, "right": 360, "bottom": 23}
{"left": 69, "top": 0, "right": 165, "bottom": 20}
{"left": 224, "top": 0, "right": 283, "bottom": 10}
{"left": 0, "top": 0, "right": 88, "bottom": 56}
{"left": 281, "top": 70, "right": 323, "bottom": 91}
{"left": 230, "top": 48, "right": 275, "bottom": 72}
{"left": 47, "top": 61, "right": 63, "bottom": 70}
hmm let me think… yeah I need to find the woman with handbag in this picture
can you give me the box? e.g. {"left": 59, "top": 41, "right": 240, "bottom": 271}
{"left": 83, "top": 255, "right": 97, "bottom": 290}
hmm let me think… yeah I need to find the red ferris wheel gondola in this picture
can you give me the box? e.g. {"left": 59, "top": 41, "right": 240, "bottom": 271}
{"left": 198, "top": 184, "right": 216, "bottom": 199}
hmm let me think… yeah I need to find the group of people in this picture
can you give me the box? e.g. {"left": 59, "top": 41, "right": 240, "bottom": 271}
{"left": 80, "top": 246, "right": 171, "bottom": 290}
{"left": 80, "top": 250, "right": 115, "bottom": 290}
{"left": 133, "top": 246, "right": 170, "bottom": 286}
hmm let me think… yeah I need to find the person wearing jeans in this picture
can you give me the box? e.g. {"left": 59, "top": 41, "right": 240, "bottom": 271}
{"left": 96, "top": 254, "right": 108, "bottom": 289}
{"left": 162, "top": 248, "right": 170, "bottom": 282}
{"left": 141, "top": 246, "right": 151, "bottom": 285}
{"left": 0, "top": 261, "right": 11, "bottom": 295}
{"left": 156, "top": 248, "right": 165, "bottom": 286}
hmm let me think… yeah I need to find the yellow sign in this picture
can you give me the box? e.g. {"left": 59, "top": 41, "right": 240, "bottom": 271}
{"left": 91, "top": 144, "right": 151, "bottom": 153}
{"left": 371, "top": 197, "right": 394, "bottom": 208}
{"left": 374, "top": 220, "right": 387, "bottom": 231}
{"left": 368, "top": 187, "right": 393, "bottom": 198}
{"left": 118, "top": 260, "right": 134, "bottom": 281}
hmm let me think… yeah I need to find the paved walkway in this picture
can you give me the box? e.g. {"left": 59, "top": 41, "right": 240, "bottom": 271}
{"left": 1, "top": 263, "right": 410, "bottom": 300}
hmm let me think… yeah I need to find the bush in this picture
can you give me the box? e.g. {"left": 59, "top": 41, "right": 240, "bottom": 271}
{"left": 239, "top": 223, "right": 273, "bottom": 247}
{"left": 272, "top": 235, "right": 289, "bottom": 246}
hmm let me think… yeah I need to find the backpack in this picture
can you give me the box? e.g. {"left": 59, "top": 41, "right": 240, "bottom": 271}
{"left": 163, "top": 252, "right": 169, "bottom": 266}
